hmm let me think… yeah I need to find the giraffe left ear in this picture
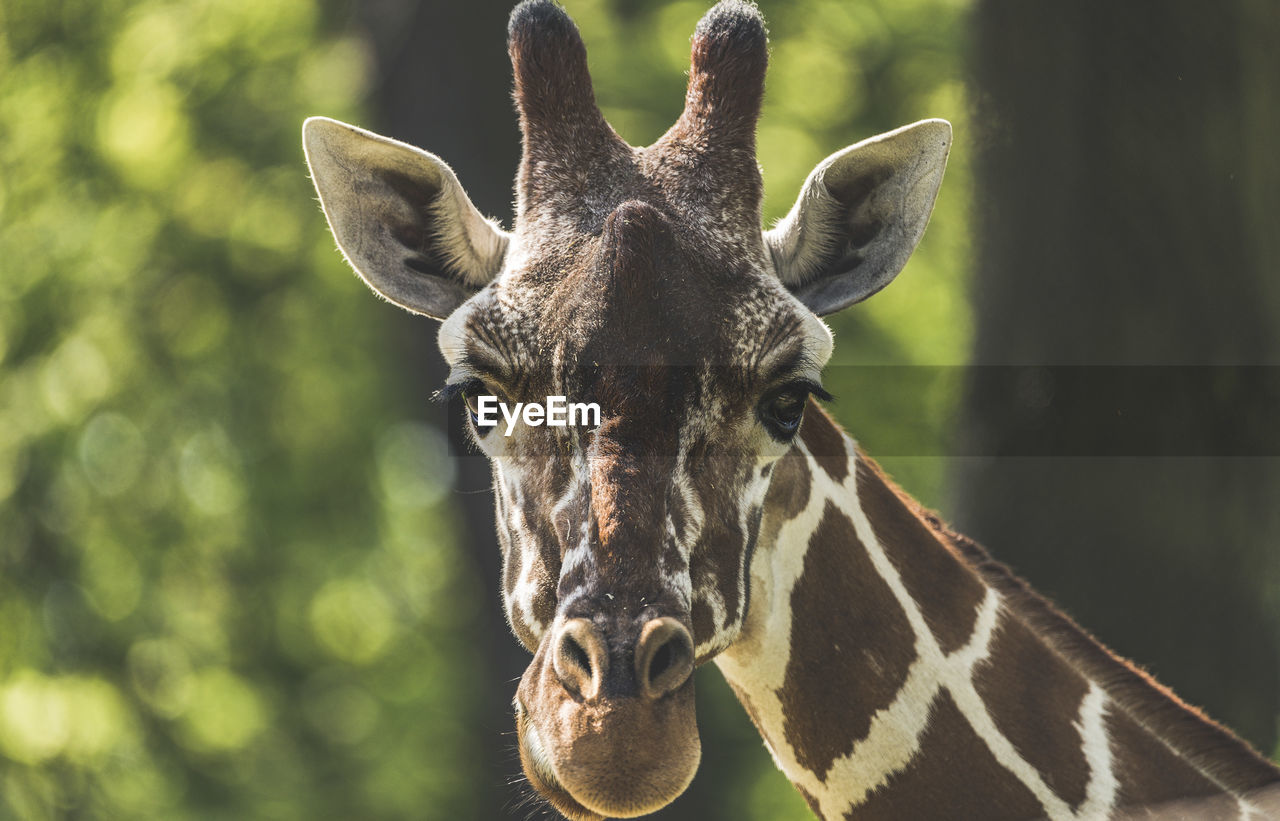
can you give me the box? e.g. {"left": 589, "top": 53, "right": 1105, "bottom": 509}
{"left": 764, "top": 119, "right": 951, "bottom": 317}
{"left": 303, "top": 117, "right": 510, "bottom": 320}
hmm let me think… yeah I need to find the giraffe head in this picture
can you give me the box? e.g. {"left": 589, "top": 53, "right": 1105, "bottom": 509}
{"left": 303, "top": 1, "right": 948, "bottom": 816}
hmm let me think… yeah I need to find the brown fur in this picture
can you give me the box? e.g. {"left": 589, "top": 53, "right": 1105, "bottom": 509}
{"left": 855, "top": 454, "right": 986, "bottom": 655}
{"left": 652, "top": 0, "right": 768, "bottom": 233}
{"left": 483, "top": 5, "right": 809, "bottom": 813}
{"left": 782, "top": 501, "right": 916, "bottom": 780}
{"left": 800, "top": 403, "right": 851, "bottom": 483}
{"left": 973, "top": 616, "right": 1092, "bottom": 809}
{"left": 508, "top": 0, "right": 630, "bottom": 230}
{"left": 849, "top": 691, "right": 1045, "bottom": 821}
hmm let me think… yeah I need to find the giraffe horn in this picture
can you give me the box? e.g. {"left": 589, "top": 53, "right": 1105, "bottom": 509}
{"left": 662, "top": 1, "right": 768, "bottom": 161}
{"left": 508, "top": 0, "right": 628, "bottom": 221}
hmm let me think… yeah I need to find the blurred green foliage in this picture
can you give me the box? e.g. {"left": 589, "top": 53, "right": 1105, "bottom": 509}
{"left": 0, "top": 0, "right": 971, "bottom": 818}
{"left": 0, "top": 0, "right": 489, "bottom": 817}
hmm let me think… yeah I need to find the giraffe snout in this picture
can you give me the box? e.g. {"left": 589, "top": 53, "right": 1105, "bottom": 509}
{"left": 552, "top": 616, "right": 694, "bottom": 702}
{"left": 516, "top": 609, "right": 701, "bottom": 820}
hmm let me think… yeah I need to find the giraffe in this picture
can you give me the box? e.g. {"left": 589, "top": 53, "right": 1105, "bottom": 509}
{"left": 301, "top": 1, "right": 1280, "bottom": 818}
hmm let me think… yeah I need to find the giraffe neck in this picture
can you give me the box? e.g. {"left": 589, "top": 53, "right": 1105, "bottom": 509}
{"left": 715, "top": 406, "right": 1280, "bottom": 821}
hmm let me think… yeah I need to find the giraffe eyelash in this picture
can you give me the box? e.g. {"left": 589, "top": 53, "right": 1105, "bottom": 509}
{"left": 776, "top": 379, "right": 834, "bottom": 402}
{"left": 433, "top": 378, "right": 487, "bottom": 404}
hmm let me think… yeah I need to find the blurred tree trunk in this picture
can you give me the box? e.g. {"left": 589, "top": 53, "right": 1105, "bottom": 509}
{"left": 958, "top": 1, "right": 1280, "bottom": 752}
{"left": 359, "top": 0, "right": 523, "bottom": 816}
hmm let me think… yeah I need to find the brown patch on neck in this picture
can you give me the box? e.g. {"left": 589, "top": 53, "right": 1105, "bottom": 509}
{"left": 854, "top": 453, "right": 986, "bottom": 655}
{"left": 973, "top": 616, "right": 1091, "bottom": 810}
{"left": 848, "top": 690, "right": 1044, "bottom": 820}
{"left": 782, "top": 501, "right": 914, "bottom": 780}
{"left": 798, "top": 402, "right": 849, "bottom": 483}
{"left": 1107, "top": 709, "right": 1220, "bottom": 808}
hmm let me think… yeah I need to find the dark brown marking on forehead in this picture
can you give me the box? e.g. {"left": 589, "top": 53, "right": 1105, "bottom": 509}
{"left": 855, "top": 454, "right": 986, "bottom": 656}
{"left": 541, "top": 199, "right": 764, "bottom": 377}
{"left": 848, "top": 690, "right": 1044, "bottom": 820}
{"left": 782, "top": 502, "right": 914, "bottom": 780}
{"left": 580, "top": 207, "right": 685, "bottom": 546}
{"left": 1108, "top": 708, "right": 1220, "bottom": 808}
{"left": 799, "top": 402, "right": 849, "bottom": 483}
{"left": 974, "top": 616, "right": 1091, "bottom": 810}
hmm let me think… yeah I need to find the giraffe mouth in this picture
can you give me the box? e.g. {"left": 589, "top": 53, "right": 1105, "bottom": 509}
{"left": 513, "top": 658, "right": 701, "bottom": 819}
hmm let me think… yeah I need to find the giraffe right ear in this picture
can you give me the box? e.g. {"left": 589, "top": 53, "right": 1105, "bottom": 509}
{"left": 303, "top": 117, "right": 510, "bottom": 320}
{"left": 764, "top": 119, "right": 951, "bottom": 317}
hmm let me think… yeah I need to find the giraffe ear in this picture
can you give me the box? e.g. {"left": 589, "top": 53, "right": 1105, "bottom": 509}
{"left": 764, "top": 119, "right": 951, "bottom": 317}
{"left": 303, "top": 117, "right": 510, "bottom": 320}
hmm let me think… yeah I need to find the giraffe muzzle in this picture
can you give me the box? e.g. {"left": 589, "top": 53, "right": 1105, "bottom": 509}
{"left": 515, "top": 614, "right": 701, "bottom": 819}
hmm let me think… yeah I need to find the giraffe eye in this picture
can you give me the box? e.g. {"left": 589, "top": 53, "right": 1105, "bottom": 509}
{"left": 759, "top": 380, "right": 830, "bottom": 441}
{"left": 459, "top": 380, "right": 500, "bottom": 433}
{"left": 761, "top": 389, "right": 807, "bottom": 439}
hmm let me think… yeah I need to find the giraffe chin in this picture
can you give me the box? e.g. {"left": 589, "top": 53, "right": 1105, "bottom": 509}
{"left": 515, "top": 676, "right": 701, "bottom": 819}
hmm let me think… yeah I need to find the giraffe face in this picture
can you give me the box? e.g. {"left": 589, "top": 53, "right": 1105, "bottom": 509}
{"left": 303, "top": 1, "right": 948, "bottom": 816}
{"left": 440, "top": 205, "right": 834, "bottom": 658}
{"left": 439, "top": 202, "right": 833, "bottom": 819}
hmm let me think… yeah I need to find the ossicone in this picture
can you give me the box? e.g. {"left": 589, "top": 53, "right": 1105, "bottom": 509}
{"left": 508, "top": 0, "right": 617, "bottom": 155}
{"left": 684, "top": 0, "right": 769, "bottom": 137}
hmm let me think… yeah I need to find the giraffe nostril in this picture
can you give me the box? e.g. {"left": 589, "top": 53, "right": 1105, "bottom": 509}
{"left": 649, "top": 642, "right": 674, "bottom": 682}
{"left": 552, "top": 618, "right": 608, "bottom": 699}
{"left": 637, "top": 617, "right": 694, "bottom": 700}
{"left": 563, "top": 636, "right": 591, "bottom": 677}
